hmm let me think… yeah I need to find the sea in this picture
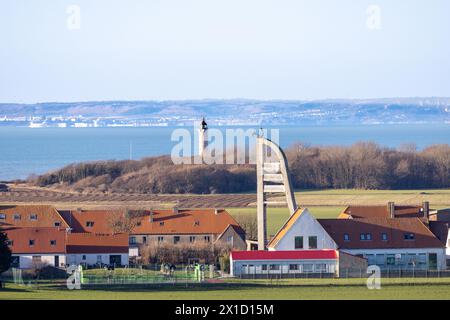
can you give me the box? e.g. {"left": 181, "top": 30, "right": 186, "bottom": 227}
{"left": 1, "top": 124, "right": 450, "bottom": 181}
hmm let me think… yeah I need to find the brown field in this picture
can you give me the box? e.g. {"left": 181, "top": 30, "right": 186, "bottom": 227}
{"left": 1, "top": 185, "right": 450, "bottom": 210}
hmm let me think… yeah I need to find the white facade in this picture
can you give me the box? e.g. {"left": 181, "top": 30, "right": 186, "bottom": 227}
{"left": 269, "top": 208, "right": 337, "bottom": 251}
{"left": 13, "top": 254, "right": 66, "bottom": 269}
{"left": 66, "top": 253, "right": 129, "bottom": 266}
{"left": 231, "top": 258, "right": 337, "bottom": 276}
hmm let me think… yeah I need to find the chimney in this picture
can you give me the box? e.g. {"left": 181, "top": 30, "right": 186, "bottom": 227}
{"left": 149, "top": 210, "right": 154, "bottom": 223}
{"left": 76, "top": 207, "right": 82, "bottom": 213}
{"left": 214, "top": 208, "right": 220, "bottom": 215}
{"left": 387, "top": 202, "right": 395, "bottom": 218}
{"left": 422, "top": 201, "right": 430, "bottom": 220}
{"left": 173, "top": 207, "right": 179, "bottom": 214}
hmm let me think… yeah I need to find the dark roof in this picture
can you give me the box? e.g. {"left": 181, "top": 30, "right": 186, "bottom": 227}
{"left": 318, "top": 218, "right": 444, "bottom": 249}
{"left": 429, "top": 221, "right": 449, "bottom": 246}
{"left": 66, "top": 233, "right": 129, "bottom": 254}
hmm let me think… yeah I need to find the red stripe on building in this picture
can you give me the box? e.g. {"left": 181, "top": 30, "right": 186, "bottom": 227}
{"left": 231, "top": 250, "right": 338, "bottom": 261}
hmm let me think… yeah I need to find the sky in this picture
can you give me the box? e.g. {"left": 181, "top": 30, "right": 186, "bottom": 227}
{"left": 1, "top": 0, "right": 450, "bottom": 103}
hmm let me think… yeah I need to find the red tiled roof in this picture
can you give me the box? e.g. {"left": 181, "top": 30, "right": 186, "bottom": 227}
{"left": 131, "top": 209, "right": 242, "bottom": 235}
{"left": 318, "top": 218, "right": 443, "bottom": 249}
{"left": 2, "top": 227, "right": 66, "bottom": 254}
{"left": 0, "top": 205, "right": 69, "bottom": 229}
{"left": 59, "top": 209, "right": 121, "bottom": 234}
{"left": 66, "top": 233, "right": 129, "bottom": 254}
{"left": 231, "top": 250, "right": 338, "bottom": 261}
{"left": 340, "top": 205, "right": 427, "bottom": 219}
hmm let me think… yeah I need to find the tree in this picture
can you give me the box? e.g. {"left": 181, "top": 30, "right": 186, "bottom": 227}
{"left": 0, "top": 230, "right": 12, "bottom": 289}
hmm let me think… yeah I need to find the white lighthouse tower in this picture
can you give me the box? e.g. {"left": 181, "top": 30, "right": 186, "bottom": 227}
{"left": 199, "top": 117, "right": 208, "bottom": 158}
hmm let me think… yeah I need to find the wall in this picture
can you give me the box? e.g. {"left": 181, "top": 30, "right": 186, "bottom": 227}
{"left": 66, "top": 253, "right": 129, "bottom": 266}
{"left": 14, "top": 254, "right": 66, "bottom": 269}
{"left": 130, "top": 234, "right": 216, "bottom": 246}
{"left": 341, "top": 248, "right": 446, "bottom": 270}
{"left": 271, "top": 209, "right": 337, "bottom": 251}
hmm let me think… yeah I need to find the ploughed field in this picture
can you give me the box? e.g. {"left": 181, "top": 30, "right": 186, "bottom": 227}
{"left": 1, "top": 278, "right": 450, "bottom": 300}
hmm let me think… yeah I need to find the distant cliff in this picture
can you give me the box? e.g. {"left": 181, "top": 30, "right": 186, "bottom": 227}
{"left": 2, "top": 98, "right": 450, "bottom": 126}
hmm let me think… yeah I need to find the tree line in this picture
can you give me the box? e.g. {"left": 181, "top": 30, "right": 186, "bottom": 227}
{"left": 31, "top": 142, "right": 450, "bottom": 192}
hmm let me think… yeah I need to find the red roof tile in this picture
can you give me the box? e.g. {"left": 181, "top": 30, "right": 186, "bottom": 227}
{"left": 340, "top": 205, "right": 427, "bottom": 219}
{"left": 2, "top": 227, "right": 66, "bottom": 254}
{"left": 0, "top": 205, "right": 69, "bottom": 229}
{"left": 319, "top": 218, "right": 443, "bottom": 249}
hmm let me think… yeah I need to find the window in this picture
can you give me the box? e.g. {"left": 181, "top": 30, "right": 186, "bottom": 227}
{"left": 86, "top": 221, "right": 95, "bottom": 227}
{"left": 6, "top": 240, "right": 13, "bottom": 246}
{"left": 129, "top": 237, "right": 137, "bottom": 245}
{"left": 381, "top": 233, "right": 388, "bottom": 241}
{"left": 159, "top": 221, "right": 164, "bottom": 226}
{"left": 261, "top": 264, "right": 267, "bottom": 271}
{"left": 189, "top": 236, "right": 196, "bottom": 243}
{"left": 302, "top": 264, "right": 314, "bottom": 273}
{"left": 344, "top": 234, "right": 350, "bottom": 241}
{"left": 29, "top": 239, "right": 35, "bottom": 246}
{"left": 82, "top": 255, "right": 86, "bottom": 260}
{"left": 308, "top": 236, "right": 317, "bottom": 249}
{"left": 386, "top": 254, "right": 395, "bottom": 265}
{"left": 269, "top": 264, "right": 280, "bottom": 271}
{"left": 404, "top": 233, "right": 415, "bottom": 240}
{"left": 50, "top": 240, "right": 57, "bottom": 246}
{"left": 289, "top": 264, "right": 299, "bottom": 271}
{"left": 294, "top": 236, "right": 303, "bottom": 249}
{"left": 174, "top": 236, "right": 180, "bottom": 244}
{"left": 204, "top": 236, "right": 211, "bottom": 242}
{"left": 157, "top": 236, "right": 164, "bottom": 243}
{"left": 97, "top": 255, "right": 102, "bottom": 263}
{"left": 30, "top": 214, "right": 38, "bottom": 221}
{"left": 0, "top": 213, "right": 5, "bottom": 220}
{"left": 315, "top": 263, "right": 327, "bottom": 273}
{"left": 136, "top": 221, "right": 142, "bottom": 226}
{"left": 360, "top": 233, "right": 372, "bottom": 241}
{"left": 194, "top": 221, "right": 200, "bottom": 226}
{"left": 227, "top": 236, "right": 233, "bottom": 243}
{"left": 143, "top": 236, "right": 147, "bottom": 244}
{"left": 54, "top": 221, "right": 61, "bottom": 227}
{"left": 32, "top": 256, "right": 41, "bottom": 263}
{"left": 13, "top": 214, "right": 21, "bottom": 220}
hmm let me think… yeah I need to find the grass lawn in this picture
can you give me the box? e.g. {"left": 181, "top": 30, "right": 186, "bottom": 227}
{"left": 1, "top": 278, "right": 450, "bottom": 300}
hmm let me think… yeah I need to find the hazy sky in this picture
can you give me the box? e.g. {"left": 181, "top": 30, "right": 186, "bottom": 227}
{"left": 1, "top": 0, "right": 450, "bottom": 103}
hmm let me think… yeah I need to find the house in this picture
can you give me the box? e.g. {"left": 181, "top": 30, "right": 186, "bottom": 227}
{"left": 338, "top": 202, "right": 431, "bottom": 220}
{"left": 230, "top": 249, "right": 367, "bottom": 278}
{"left": 129, "top": 208, "right": 246, "bottom": 251}
{"left": 3, "top": 227, "right": 67, "bottom": 269}
{"left": 267, "top": 208, "right": 446, "bottom": 271}
{"left": 0, "top": 205, "right": 70, "bottom": 229}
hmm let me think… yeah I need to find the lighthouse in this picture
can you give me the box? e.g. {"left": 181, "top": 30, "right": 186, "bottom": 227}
{"left": 199, "top": 117, "right": 208, "bottom": 158}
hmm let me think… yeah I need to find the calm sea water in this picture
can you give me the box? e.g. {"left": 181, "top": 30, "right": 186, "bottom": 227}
{"left": 1, "top": 124, "right": 450, "bottom": 181}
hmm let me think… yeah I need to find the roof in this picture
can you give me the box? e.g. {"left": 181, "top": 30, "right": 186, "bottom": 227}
{"left": 231, "top": 250, "right": 338, "bottom": 261}
{"left": 131, "top": 209, "right": 243, "bottom": 235}
{"left": 267, "top": 208, "right": 305, "bottom": 248}
{"left": 0, "top": 205, "right": 69, "bottom": 229}
{"left": 2, "top": 227, "right": 66, "bottom": 254}
{"left": 339, "top": 205, "right": 427, "bottom": 219}
{"left": 59, "top": 209, "right": 121, "bottom": 234}
{"left": 429, "top": 221, "right": 449, "bottom": 246}
{"left": 318, "top": 218, "right": 444, "bottom": 249}
{"left": 66, "top": 233, "right": 129, "bottom": 254}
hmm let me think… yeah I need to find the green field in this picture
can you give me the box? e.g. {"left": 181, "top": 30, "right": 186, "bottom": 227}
{"left": 228, "top": 206, "right": 344, "bottom": 236}
{"left": 1, "top": 278, "right": 450, "bottom": 300}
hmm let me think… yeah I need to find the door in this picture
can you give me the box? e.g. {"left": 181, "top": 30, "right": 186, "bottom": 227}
{"left": 54, "top": 255, "right": 59, "bottom": 267}
{"left": 109, "top": 255, "right": 122, "bottom": 266}
{"left": 428, "top": 253, "right": 438, "bottom": 270}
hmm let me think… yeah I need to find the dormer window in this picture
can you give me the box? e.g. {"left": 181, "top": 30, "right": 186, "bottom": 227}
{"left": 344, "top": 234, "right": 350, "bottom": 241}
{"left": 14, "top": 214, "right": 21, "bottom": 220}
{"left": 54, "top": 221, "right": 61, "bottom": 227}
{"left": 50, "top": 240, "right": 57, "bottom": 246}
{"left": 0, "top": 213, "right": 6, "bottom": 220}
{"left": 404, "top": 233, "right": 415, "bottom": 240}
{"left": 360, "top": 233, "right": 372, "bottom": 241}
{"left": 29, "top": 239, "right": 35, "bottom": 246}
{"left": 30, "top": 214, "right": 38, "bottom": 221}
{"left": 86, "top": 221, "right": 95, "bottom": 227}
{"left": 381, "top": 233, "right": 388, "bottom": 241}
{"left": 194, "top": 221, "right": 200, "bottom": 226}
{"left": 159, "top": 222, "right": 164, "bottom": 226}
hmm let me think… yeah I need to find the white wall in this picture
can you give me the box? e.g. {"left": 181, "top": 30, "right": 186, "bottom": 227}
{"left": 342, "top": 248, "right": 447, "bottom": 270}
{"left": 270, "top": 209, "right": 337, "bottom": 251}
{"left": 66, "top": 253, "right": 129, "bottom": 266}
{"left": 231, "top": 259, "right": 337, "bottom": 276}
{"left": 15, "top": 254, "right": 66, "bottom": 269}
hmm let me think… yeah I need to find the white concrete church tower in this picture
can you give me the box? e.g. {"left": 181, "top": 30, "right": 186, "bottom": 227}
{"left": 199, "top": 117, "right": 208, "bottom": 158}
